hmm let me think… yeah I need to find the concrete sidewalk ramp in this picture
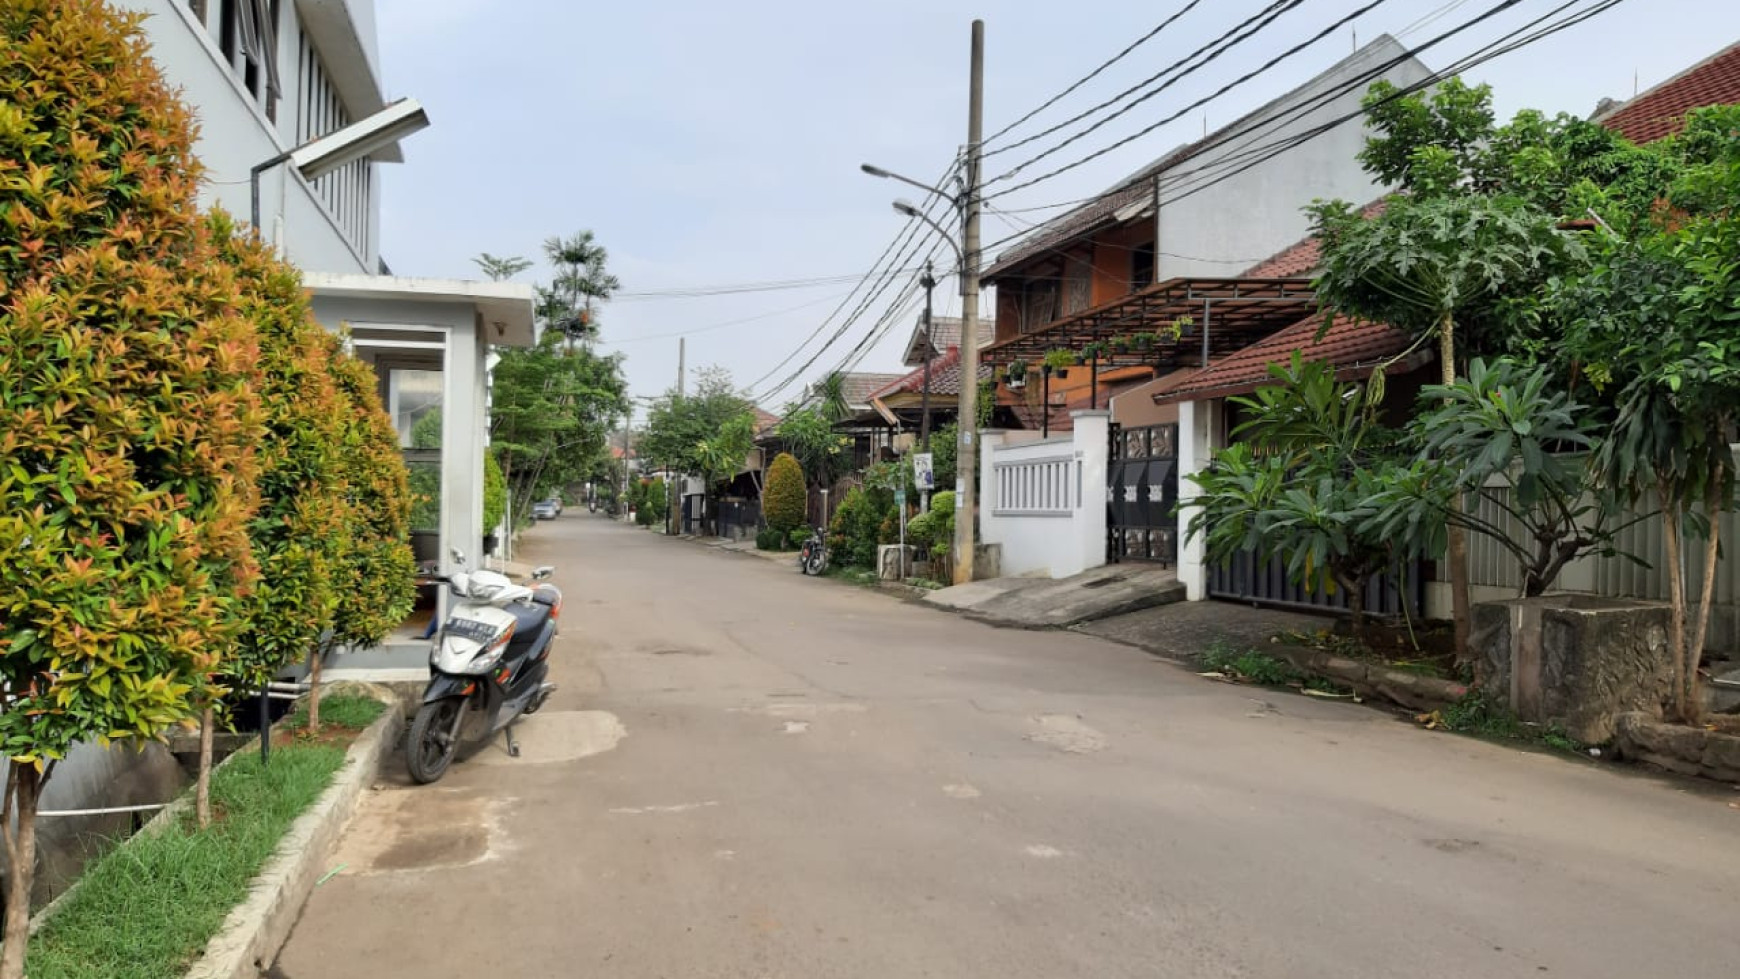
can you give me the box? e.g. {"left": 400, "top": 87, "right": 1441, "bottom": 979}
{"left": 924, "top": 564, "right": 1185, "bottom": 628}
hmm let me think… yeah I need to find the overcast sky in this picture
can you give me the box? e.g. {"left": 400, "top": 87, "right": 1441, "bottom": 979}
{"left": 371, "top": 0, "right": 1740, "bottom": 415}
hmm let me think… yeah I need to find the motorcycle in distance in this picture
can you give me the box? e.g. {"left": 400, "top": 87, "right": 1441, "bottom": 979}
{"left": 406, "top": 549, "right": 562, "bottom": 784}
{"left": 798, "top": 526, "right": 828, "bottom": 576}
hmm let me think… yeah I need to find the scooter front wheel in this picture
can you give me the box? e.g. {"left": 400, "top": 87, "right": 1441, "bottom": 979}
{"left": 406, "top": 697, "right": 464, "bottom": 784}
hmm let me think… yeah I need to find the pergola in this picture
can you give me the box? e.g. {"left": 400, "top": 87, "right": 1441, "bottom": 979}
{"left": 981, "top": 277, "right": 1317, "bottom": 371}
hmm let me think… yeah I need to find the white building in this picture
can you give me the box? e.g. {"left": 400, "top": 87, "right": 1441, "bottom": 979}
{"left": 124, "top": 0, "right": 534, "bottom": 579}
{"left": 19, "top": 4, "right": 534, "bottom": 903}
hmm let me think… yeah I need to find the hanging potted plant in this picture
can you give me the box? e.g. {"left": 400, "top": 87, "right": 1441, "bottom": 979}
{"left": 1005, "top": 360, "right": 1028, "bottom": 389}
{"left": 1170, "top": 314, "right": 1196, "bottom": 338}
{"left": 1043, "top": 348, "right": 1075, "bottom": 379}
{"left": 1080, "top": 341, "right": 1108, "bottom": 363}
{"left": 1132, "top": 332, "right": 1156, "bottom": 351}
{"left": 1110, "top": 334, "right": 1133, "bottom": 354}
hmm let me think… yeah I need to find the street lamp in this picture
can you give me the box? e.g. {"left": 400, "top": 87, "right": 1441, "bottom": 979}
{"left": 862, "top": 151, "right": 984, "bottom": 588}
{"left": 250, "top": 97, "right": 430, "bottom": 236}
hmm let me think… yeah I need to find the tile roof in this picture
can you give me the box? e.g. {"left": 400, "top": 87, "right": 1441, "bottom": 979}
{"left": 903, "top": 315, "right": 996, "bottom": 367}
{"left": 831, "top": 371, "right": 907, "bottom": 409}
{"left": 870, "top": 347, "right": 995, "bottom": 400}
{"left": 1594, "top": 40, "right": 1740, "bottom": 145}
{"left": 1153, "top": 311, "right": 1421, "bottom": 405}
{"left": 753, "top": 408, "right": 782, "bottom": 436}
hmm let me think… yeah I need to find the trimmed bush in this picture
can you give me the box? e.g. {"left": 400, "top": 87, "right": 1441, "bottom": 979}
{"left": 788, "top": 526, "right": 813, "bottom": 549}
{"left": 0, "top": 2, "right": 270, "bottom": 966}
{"left": 764, "top": 452, "right": 807, "bottom": 535}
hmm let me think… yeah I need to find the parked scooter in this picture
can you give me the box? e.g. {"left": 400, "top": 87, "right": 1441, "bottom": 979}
{"left": 406, "top": 549, "right": 561, "bottom": 784}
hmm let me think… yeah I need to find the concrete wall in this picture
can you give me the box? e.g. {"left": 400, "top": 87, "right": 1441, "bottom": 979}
{"left": 1156, "top": 35, "right": 1431, "bottom": 280}
{"left": 978, "top": 412, "right": 1111, "bottom": 579}
{"left": 122, "top": 0, "right": 380, "bottom": 273}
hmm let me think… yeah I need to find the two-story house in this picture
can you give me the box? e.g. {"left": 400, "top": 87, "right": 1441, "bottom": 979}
{"left": 979, "top": 34, "right": 1432, "bottom": 433}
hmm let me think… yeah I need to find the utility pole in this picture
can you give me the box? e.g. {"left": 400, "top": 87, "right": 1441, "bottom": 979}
{"left": 669, "top": 340, "right": 684, "bottom": 536}
{"left": 953, "top": 19, "right": 985, "bottom": 587}
{"left": 918, "top": 262, "right": 936, "bottom": 452}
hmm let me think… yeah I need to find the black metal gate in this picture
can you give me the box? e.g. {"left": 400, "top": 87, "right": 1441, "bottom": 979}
{"left": 1106, "top": 422, "right": 1178, "bottom": 566}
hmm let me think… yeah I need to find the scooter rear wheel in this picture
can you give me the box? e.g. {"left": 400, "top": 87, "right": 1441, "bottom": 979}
{"left": 406, "top": 697, "right": 463, "bottom": 784}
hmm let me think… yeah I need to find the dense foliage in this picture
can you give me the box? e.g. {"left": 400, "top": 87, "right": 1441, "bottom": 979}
{"left": 640, "top": 367, "right": 757, "bottom": 533}
{"left": 0, "top": 3, "right": 270, "bottom": 969}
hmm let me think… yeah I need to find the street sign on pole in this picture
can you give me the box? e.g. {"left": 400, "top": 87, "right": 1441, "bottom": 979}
{"left": 913, "top": 452, "right": 935, "bottom": 491}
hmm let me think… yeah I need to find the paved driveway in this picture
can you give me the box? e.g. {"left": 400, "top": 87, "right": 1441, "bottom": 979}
{"left": 274, "top": 515, "right": 1740, "bottom": 979}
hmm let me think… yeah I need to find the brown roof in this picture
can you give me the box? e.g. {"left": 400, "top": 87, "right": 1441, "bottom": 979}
{"left": 903, "top": 315, "right": 996, "bottom": 367}
{"left": 1595, "top": 40, "right": 1740, "bottom": 144}
{"left": 1153, "top": 312, "right": 1422, "bottom": 405}
{"left": 870, "top": 347, "right": 994, "bottom": 401}
{"left": 753, "top": 408, "right": 782, "bottom": 435}
{"left": 837, "top": 371, "right": 906, "bottom": 409}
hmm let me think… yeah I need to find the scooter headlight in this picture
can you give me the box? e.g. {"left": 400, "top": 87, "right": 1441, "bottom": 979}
{"left": 465, "top": 622, "right": 516, "bottom": 674}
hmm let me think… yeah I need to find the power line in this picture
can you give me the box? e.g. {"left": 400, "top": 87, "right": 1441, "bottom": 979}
{"left": 988, "top": 0, "right": 1301, "bottom": 164}
{"left": 597, "top": 290, "right": 854, "bottom": 346}
{"left": 982, "top": 0, "right": 1209, "bottom": 147}
{"left": 743, "top": 155, "right": 962, "bottom": 394}
{"left": 972, "top": 0, "right": 1619, "bottom": 265}
{"left": 983, "top": 0, "right": 1394, "bottom": 198}
{"left": 1151, "top": 0, "right": 1625, "bottom": 209}
{"left": 612, "top": 268, "right": 923, "bottom": 301}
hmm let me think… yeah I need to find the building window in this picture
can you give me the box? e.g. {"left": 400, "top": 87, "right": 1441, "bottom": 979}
{"left": 207, "top": 0, "right": 280, "bottom": 121}
{"left": 1132, "top": 242, "right": 1156, "bottom": 291}
{"left": 296, "top": 27, "right": 372, "bottom": 257}
{"left": 1063, "top": 252, "right": 1092, "bottom": 315}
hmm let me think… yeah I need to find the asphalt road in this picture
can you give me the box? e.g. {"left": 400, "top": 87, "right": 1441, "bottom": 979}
{"left": 274, "top": 514, "right": 1740, "bottom": 979}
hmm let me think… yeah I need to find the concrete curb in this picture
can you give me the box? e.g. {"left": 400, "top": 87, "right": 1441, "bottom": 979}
{"left": 182, "top": 695, "right": 403, "bottom": 979}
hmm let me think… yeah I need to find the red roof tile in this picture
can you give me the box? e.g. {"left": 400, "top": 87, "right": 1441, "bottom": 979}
{"left": 1596, "top": 40, "right": 1740, "bottom": 145}
{"left": 1153, "top": 312, "right": 1420, "bottom": 404}
{"left": 868, "top": 347, "right": 994, "bottom": 400}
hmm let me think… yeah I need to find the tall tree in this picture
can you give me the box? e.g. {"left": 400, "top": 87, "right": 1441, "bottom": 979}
{"left": 1555, "top": 105, "right": 1740, "bottom": 721}
{"left": 490, "top": 230, "right": 629, "bottom": 522}
{"left": 640, "top": 367, "right": 757, "bottom": 534}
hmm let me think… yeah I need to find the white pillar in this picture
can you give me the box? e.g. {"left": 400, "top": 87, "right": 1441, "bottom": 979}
{"left": 1070, "top": 411, "right": 1111, "bottom": 577}
{"left": 978, "top": 429, "right": 1005, "bottom": 547}
{"left": 1175, "top": 398, "right": 1214, "bottom": 601}
{"left": 439, "top": 319, "right": 486, "bottom": 571}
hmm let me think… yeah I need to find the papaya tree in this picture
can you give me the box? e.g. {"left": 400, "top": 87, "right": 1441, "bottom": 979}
{"left": 0, "top": 1, "right": 267, "bottom": 971}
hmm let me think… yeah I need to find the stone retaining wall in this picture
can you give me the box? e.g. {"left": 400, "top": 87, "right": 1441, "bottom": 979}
{"left": 1614, "top": 712, "right": 1740, "bottom": 782}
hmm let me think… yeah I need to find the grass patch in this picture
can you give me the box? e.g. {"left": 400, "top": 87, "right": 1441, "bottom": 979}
{"left": 28, "top": 742, "right": 347, "bottom": 979}
{"left": 1418, "top": 690, "right": 1585, "bottom": 754}
{"left": 281, "top": 693, "right": 386, "bottom": 732}
{"left": 824, "top": 566, "right": 880, "bottom": 587}
{"left": 908, "top": 577, "right": 947, "bottom": 591}
{"left": 1198, "top": 639, "right": 1356, "bottom": 697}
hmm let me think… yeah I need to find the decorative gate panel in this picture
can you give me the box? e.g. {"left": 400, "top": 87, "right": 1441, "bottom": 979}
{"left": 1106, "top": 422, "right": 1178, "bottom": 566}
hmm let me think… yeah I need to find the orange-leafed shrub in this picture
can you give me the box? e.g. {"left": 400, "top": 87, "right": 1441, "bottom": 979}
{"left": 0, "top": 0, "right": 267, "bottom": 966}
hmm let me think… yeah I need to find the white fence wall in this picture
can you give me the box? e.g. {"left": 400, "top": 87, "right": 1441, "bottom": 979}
{"left": 979, "top": 411, "right": 1111, "bottom": 579}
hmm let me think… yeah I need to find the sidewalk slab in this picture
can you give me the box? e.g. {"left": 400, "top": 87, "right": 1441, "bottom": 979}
{"left": 925, "top": 564, "right": 1187, "bottom": 628}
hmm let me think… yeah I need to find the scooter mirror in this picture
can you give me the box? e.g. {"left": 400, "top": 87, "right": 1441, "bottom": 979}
{"left": 532, "top": 566, "right": 555, "bottom": 580}
{"left": 450, "top": 547, "right": 467, "bottom": 567}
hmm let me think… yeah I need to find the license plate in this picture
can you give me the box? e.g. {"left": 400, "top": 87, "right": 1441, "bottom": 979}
{"left": 443, "top": 617, "right": 498, "bottom": 643}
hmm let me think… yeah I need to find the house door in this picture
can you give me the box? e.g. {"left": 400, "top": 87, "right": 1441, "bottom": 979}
{"left": 1106, "top": 422, "right": 1178, "bottom": 566}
